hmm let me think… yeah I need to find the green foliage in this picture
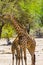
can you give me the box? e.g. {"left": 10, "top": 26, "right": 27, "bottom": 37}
{"left": 1, "top": 23, "right": 16, "bottom": 38}
{"left": 0, "top": 0, "right": 43, "bottom": 37}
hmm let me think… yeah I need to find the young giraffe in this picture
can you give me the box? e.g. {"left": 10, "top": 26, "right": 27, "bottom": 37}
{"left": 11, "top": 36, "right": 21, "bottom": 65}
{"left": 1, "top": 14, "right": 36, "bottom": 65}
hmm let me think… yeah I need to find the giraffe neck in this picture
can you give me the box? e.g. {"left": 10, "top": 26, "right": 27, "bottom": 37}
{"left": 11, "top": 18, "right": 25, "bottom": 35}
{"left": 11, "top": 17, "right": 32, "bottom": 41}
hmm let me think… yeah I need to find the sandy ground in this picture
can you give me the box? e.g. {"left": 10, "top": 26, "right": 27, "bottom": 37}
{"left": 0, "top": 38, "right": 43, "bottom": 65}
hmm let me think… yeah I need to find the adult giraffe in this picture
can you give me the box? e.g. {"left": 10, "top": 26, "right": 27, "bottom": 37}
{"left": 0, "top": 14, "right": 36, "bottom": 65}
{"left": 0, "top": 15, "right": 21, "bottom": 65}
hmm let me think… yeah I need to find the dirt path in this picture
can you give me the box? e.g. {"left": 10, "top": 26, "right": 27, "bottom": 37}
{"left": 0, "top": 38, "right": 43, "bottom": 65}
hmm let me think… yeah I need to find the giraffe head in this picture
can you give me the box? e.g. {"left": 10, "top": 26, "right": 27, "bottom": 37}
{"left": 0, "top": 14, "right": 17, "bottom": 21}
{"left": 3, "top": 14, "right": 11, "bottom": 20}
{"left": 0, "top": 14, "right": 13, "bottom": 20}
{"left": 0, "top": 14, "right": 17, "bottom": 24}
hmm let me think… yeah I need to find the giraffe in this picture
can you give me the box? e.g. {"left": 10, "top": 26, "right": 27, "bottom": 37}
{"left": 0, "top": 14, "right": 36, "bottom": 65}
{"left": 11, "top": 36, "right": 21, "bottom": 65}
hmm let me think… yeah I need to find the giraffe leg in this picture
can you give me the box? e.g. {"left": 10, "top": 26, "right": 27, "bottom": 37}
{"left": 27, "top": 44, "right": 36, "bottom": 65}
{"left": 23, "top": 47, "right": 27, "bottom": 65}
{"left": 18, "top": 56, "right": 20, "bottom": 65}
{"left": 16, "top": 48, "right": 20, "bottom": 65}
{"left": 17, "top": 50, "right": 20, "bottom": 65}
{"left": 12, "top": 53, "right": 14, "bottom": 65}
{"left": 18, "top": 54, "right": 20, "bottom": 65}
{"left": 20, "top": 46, "right": 23, "bottom": 65}
{"left": 15, "top": 54, "right": 17, "bottom": 65}
{"left": 31, "top": 54, "right": 35, "bottom": 65}
{"left": 11, "top": 43, "right": 15, "bottom": 65}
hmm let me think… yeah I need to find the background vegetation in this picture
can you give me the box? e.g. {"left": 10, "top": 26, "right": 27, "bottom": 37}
{"left": 0, "top": 0, "right": 43, "bottom": 38}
